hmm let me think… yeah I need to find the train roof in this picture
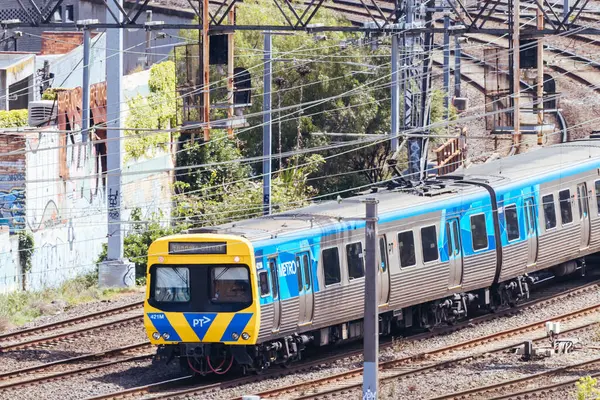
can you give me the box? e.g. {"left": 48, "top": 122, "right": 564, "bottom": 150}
{"left": 190, "top": 140, "right": 600, "bottom": 243}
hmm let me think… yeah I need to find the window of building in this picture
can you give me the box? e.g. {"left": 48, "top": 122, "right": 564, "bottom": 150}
{"left": 53, "top": 6, "right": 62, "bottom": 22}
{"left": 65, "top": 5, "right": 74, "bottom": 23}
{"left": 542, "top": 194, "right": 556, "bottom": 229}
{"left": 258, "top": 270, "right": 270, "bottom": 296}
{"left": 504, "top": 204, "right": 520, "bottom": 241}
{"left": 559, "top": 189, "right": 573, "bottom": 225}
{"left": 322, "top": 247, "right": 341, "bottom": 286}
{"left": 398, "top": 231, "right": 416, "bottom": 268}
{"left": 268, "top": 258, "right": 278, "bottom": 299}
{"left": 471, "top": 214, "right": 488, "bottom": 251}
{"left": 346, "top": 242, "right": 364, "bottom": 279}
{"left": 421, "top": 226, "right": 438, "bottom": 263}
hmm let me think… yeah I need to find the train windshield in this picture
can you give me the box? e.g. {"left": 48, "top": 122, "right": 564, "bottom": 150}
{"left": 149, "top": 264, "right": 252, "bottom": 312}
{"left": 154, "top": 267, "right": 191, "bottom": 302}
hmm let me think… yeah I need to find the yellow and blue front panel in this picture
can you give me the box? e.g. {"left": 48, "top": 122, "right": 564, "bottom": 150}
{"left": 143, "top": 234, "right": 260, "bottom": 345}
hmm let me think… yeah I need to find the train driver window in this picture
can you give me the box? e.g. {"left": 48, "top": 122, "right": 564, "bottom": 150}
{"left": 504, "top": 204, "right": 520, "bottom": 241}
{"left": 210, "top": 266, "right": 251, "bottom": 303}
{"left": 542, "top": 194, "right": 556, "bottom": 229}
{"left": 258, "top": 270, "right": 270, "bottom": 297}
{"left": 421, "top": 226, "right": 438, "bottom": 263}
{"left": 346, "top": 242, "right": 365, "bottom": 279}
{"left": 471, "top": 214, "right": 488, "bottom": 251}
{"left": 559, "top": 189, "right": 573, "bottom": 225}
{"left": 154, "top": 267, "right": 190, "bottom": 302}
{"left": 595, "top": 181, "right": 600, "bottom": 214}
{"left": 398, "top": 231, "right": 416, "bottom": 268}
{"left": 322, "top": 247, "right": 341, "bottom": 286}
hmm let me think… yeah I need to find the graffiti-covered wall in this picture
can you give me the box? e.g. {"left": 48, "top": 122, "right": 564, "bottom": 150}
{"left": 20, "top": 128, "right": 173, "bottom": 291}
{"left": 0, "top": 132, "right": 26, "bottom": 232}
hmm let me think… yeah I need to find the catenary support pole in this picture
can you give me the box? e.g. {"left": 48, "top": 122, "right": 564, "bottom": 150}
{"left": 512, "top": 0, "right": 521, "bottom": 150}
{"left": 391, "top": 34, "right": 399, "bottom": 152}
{"left": 564, "top": 0, "right": 569, "bottom": 20}
{"left": 443, "top": 14, "right": 450, "bottom": 119}
{"left": 202, "top": 0, "right": 210, "bottom": 141}
{"left": 227, "top": 8, "right": 235, "bottom": 139}
{"left": 363, "top": 197, "right": 379, "bottom": 399}
{"left": 145, "top": 10, "right": 152, "bottom": 69}
{"left": 100, "top": 0, "right": 134, "bottom": 287}
{"left": 81, "top": 27, "right": 90, "bottom": 143}
{"left": 454, "top": 35, "right": 461, "bottom": 98}
{"left": 536, "top": 6, "right": 544, "bottom": 145}
{"left": 263, "top": 32, "right": 272, "bottom": 216}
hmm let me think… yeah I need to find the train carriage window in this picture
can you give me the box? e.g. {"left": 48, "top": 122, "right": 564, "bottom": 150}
{"left": 559, "top": 189, "right": 573, "bottom": 225}
{"left": 595, "top": 181, "right": 600, "bottom": 214}
{"left": 398, "top": 231, "right": 416, "bottom": 268}
{"left": 421, "top": 226, "right": 439, "bottom": 263}
{"left": 295, "top": 255, "right": 303, "bottom": 291}
{"left": 471, "top": 214, "right": 488, "bottom": 251}
{"left": 504, "top": 204, "right": 520, "bottom": 241}
{"left": 302, "top": 254, "right": 311, "bottom": 290}
{"left": 542, "top": 194, "right": 557, "bottom": 229}
{"left": 154, "top": 267, "right": 190, "bottom": 302}
{"left": 268, "top": 258, "right": 279, "bottom": 299}
{"left": 258, "top": 270, "right": 270, "bottom": 297}
{"left": 577, "top": 186, "right": 583, "bottom": 219}
{"left": 346, "top": 242, "right": 365, "bottom": 279}
{"left": 322, "top": 247, "right": 341, "bottom": 286}
{"left": 210, "top": 266, "right": 251, "bottom": 304}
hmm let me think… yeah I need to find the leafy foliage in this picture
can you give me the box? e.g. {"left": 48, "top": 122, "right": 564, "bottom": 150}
{"left": 124, "top": 61, "right": 176, "bottom": 160}
{"left": 96, "top": 208, "right": 186, "bottom": 279}
{"left": 0, "top": 109, "right": 28, "bottom": 128}
{"left": 576, "top": 376, "right": 600, "bottom": 400}
{"left": 17, "top": 231, "right": 34, "bottom": 274}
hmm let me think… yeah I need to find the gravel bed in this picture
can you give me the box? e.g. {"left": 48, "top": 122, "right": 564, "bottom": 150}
{"left": 0, "top": 358, "right": 181, "bottom": 400}
{"left": 0, "top": 317, "right": 149, "bottom": 374}
{"left": 187, "top": 278, "right": 600, "bottom": 400}
{"left": 2, "top": 289, "right": 145, "bottom": 335}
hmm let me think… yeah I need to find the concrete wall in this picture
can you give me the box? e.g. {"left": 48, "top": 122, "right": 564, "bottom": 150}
{"left": 20, "top": 127, "right": 173, "bottom": 291}
{"left": 0, "top": 226, "right": 20, "bottom": 294}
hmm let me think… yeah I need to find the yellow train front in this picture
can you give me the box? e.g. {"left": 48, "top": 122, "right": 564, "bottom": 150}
{"left": 143, "top": 234, "right": 260, "bottom": 374}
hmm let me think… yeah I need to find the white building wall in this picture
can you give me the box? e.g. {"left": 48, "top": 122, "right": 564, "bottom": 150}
{"left": 0, "top": 226, "right": 20, "bottom": 294}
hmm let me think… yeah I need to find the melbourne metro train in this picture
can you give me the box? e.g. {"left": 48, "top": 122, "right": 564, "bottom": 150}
{"left": 144, "top": 140, "right": 600, "bottom": 374}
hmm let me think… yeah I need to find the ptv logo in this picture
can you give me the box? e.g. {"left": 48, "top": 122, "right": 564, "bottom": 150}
{"left": 192, "top": 316, "right": 212, "bottom": 327}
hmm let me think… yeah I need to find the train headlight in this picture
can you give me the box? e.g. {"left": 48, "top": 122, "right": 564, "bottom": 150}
{"left": 241, "top": 332, "right": 250, "bottom": 340}
{"left": 231, "top": 332, "right": 239, "bottom": 340}
{"left": 162, "top": 332, "right": 170, "bottom": 340}
{"left": 152, "top": 332, "right": 161, "bottom": 340}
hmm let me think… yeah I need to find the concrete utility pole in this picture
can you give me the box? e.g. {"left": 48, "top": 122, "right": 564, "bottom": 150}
{"left": 536, "top": 6, "right": 544, "bottom": 145}
{"left": 390, "top": 34, "right": 399, "bottom": 152}
{"left": 263, "top": 32, "right": 272, "bottom": 216}
{"left": 81, "top": 26, "right": 91, "bottom": 144}
{"left": 99, "top": 0, "right": 134, "bottom": 288}
{"left": 363, "top": 197, "right": 379, "bottom": 399}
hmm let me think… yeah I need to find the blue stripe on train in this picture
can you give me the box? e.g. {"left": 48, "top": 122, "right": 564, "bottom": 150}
{"left": 147, "top": 312, "right": 182, "bottom": 341}
{"left": 220, "top": 313, "right": 253, "bottom": 342}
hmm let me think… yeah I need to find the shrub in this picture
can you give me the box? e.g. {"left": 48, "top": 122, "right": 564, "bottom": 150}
{"left": 0, "top": 109, "right": 28, "bottom": 128}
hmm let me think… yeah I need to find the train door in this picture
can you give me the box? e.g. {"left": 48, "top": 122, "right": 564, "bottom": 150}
{"left": 268, "top": 257, "right": 281, "bottom": 333}
{"left": 524, "top": 197, "right": 539, "bottom": 266}
{"left": 577, "top": 183, "right": 591, "bottom": 249}
{"left": 296, "top": 252, "right": 314, "bottom": 326}
{"left": 446, "top": 217, "right": 463, "bottom": 288}
{"left": 377, "top": 235, "right": 390, "bottom": 305}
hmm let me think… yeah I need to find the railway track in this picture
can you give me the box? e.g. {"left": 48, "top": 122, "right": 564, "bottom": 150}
{"left": 82, "top": 277, "right": 600, "bottom": 400}
{"left": 0, "top": 300, "right": 143, "bottom": 352}
{"left": 237, "top": 302, "right": 600, "bottom": 400}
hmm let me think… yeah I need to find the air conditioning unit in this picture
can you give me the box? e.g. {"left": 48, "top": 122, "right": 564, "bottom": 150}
{"left": 28, "top": 100, "right": 57, "bottom": 127}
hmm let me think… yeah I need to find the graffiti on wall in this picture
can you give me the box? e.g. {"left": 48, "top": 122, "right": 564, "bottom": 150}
{"left": 0, "top": 174, "right": 25, "bottom": 232}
